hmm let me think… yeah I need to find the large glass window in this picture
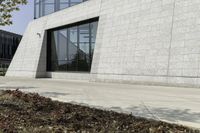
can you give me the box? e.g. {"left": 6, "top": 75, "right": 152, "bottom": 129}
{"left": 47, "top": 19, "right": 98, "bottom": 72}
{"left": 34, "top": 0, "right": 88, "bottom": 19}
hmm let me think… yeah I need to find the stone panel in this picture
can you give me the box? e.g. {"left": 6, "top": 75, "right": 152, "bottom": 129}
{"left": 6, "top": 0, "right": 200, "bottom": 87}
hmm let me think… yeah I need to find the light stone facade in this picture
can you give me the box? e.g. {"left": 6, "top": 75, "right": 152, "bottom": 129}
{"left": 6, "top": 0, "right": 200, "bottom": 87}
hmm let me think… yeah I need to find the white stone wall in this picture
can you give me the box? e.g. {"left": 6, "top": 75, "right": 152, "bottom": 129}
{"left": 6, "top": 0, "right": 200, "bottom": 87}
{"left": 6, "top": 18, "right": 48, "bottom": 77}
{"left": 6, "top": 0, "right": 102, "bottom": 78}
{"left": 167, "top": 0, "right": 200, "bottom": 86}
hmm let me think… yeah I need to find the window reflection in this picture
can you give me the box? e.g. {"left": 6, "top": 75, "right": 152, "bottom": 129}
{"left": 0, "top": 31, "right": 21, "bottom": 71}
{"left": 68, "top": 26, "right": 78, "bottom": 71}
{"left": 34, "top": 0, "right": 88, "bottom": 19}
{"left": 91, "top": 22, "right": 98, "bottom": 62}
{"left": 48, "top": 20, "right": 98, "bottom": 72}
{"left": 59, "top": 0, "right": 69, "bottom": 9}
{"left": 79, "top": 24, "right": 90, "bottom": 71}
{"left": 44, "top": 0, "right": 55, "bottom": 15}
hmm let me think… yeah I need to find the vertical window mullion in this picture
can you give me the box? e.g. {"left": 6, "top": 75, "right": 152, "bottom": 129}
{"left": 39, "top": 0, "right": 41, "bottom": 17}
{"left": 47, "top": 31, "right": 52, "bottom": 71}
{"left": 57, "top": 31, "right": 60, "bottom": 64}
{"left": 66, "top": 29, "right": 69, "bottom": 71}
{"left": 55, "top": 0, "right": 58, "bottom": 11}
{"left": 89, "top": 23, "right": 92, "bottom": 69}
{"left": 42, "top": 0, "right": 45, "bottom": 17}
{"left": 34, "top": 0, "right": 36, "bottom": 19}
{"left": 69, "top": 0, "right": 71, "bottom": 7}
{"left": 77, "top": 26, "right": 80, "bottom": 71}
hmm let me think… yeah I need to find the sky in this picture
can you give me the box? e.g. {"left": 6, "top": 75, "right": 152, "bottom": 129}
{"left": 0, "top": 0, "right": 34, "bottom": 35}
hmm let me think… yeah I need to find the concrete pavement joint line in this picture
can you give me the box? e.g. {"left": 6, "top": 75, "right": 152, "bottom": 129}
{"left": 141, "top": 101, "right": 160, "bottom": 121}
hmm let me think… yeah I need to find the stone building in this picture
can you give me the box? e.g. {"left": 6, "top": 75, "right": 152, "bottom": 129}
{"left": 0, "top": 30, "right": 21, "bottom": 73}
{"left": 6, "top": 0, "right": 200, "bottom": 87}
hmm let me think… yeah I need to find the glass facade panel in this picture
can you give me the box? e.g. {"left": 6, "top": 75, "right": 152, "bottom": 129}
{"left": 47, "top": 19, "right": 98, "bottom": 72}
{"left": 79, "top": 24, "right": 90, "bottom": 71}
{"left": 59, "top": 0, "right": 69, "bottom": 9}
{"left": 91, "top": 21, "right": 98, "bottom": 59}
{"left": 44, "top": 0, "right": 55, "bottom": 15}
{"left": 50, "top": 31, "right": 59, "bottom": 71}
{"left": 35, "top": 3, "right": 40, "bottom": 19}
{"left": 58, "top": 29, "right": 68, "bottom": 71}
{"left": 68, "top": 26, "right": 78, "bottom": 71}
{"left": 34, "top": 0, "right": 88, "bottom": 19}
{"left": 0, "top": 30, "right": 21, "bottom": 73}
{"left": 70, "top": 0, "right": 83, "bottom": 6}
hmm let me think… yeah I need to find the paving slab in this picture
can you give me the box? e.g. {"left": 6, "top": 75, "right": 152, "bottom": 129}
{"left": 0, "top": 76, "right": 200, "bottom": 129}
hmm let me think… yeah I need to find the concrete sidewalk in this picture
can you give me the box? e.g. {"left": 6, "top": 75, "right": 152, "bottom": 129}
{"left": 0, "top": 76, "right": 200, "bottom": 129}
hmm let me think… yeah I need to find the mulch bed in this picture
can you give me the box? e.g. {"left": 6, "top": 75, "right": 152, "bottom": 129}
{"left": 0, "top": 90, "right": 199, "bottom": 133}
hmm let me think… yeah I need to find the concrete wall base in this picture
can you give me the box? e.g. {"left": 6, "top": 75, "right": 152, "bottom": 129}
{"left": 46, "top": 72, "right": 90, "bottom": 81}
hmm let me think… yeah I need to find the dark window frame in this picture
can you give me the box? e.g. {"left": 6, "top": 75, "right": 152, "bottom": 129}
{"left": 46, "top": 17, "right": 98, "bottom": 72}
